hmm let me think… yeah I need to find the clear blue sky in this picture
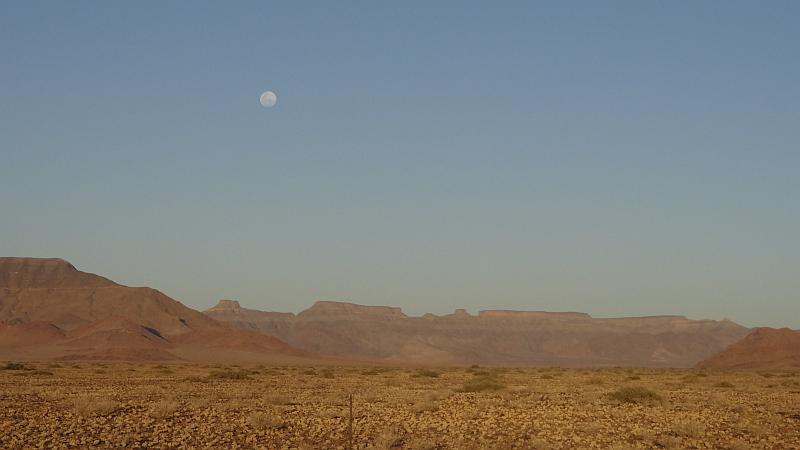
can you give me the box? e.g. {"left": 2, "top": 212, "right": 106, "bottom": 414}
{"left": 2, "top": 2, "right": 798, "bottom": 327}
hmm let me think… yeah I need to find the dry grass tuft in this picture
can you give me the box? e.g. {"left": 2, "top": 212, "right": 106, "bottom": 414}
{"left": 673, "top": 418, "right": 706, "bottom": 437}
{"left": 264, "top": 393, "right": 292, "bottom": 405}
{"left": 73, "top": 395, "right": 120, "bottom": 417}
{"left": 148, "top": 400, "right": 180, "bottom": 419}
{"left": 248, "top": 411, "right": 283, "bottom": 430}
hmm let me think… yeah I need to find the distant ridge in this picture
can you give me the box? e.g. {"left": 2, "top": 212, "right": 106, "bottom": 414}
{"left": 205, "top": 299, "right": 750, "bottom": 367}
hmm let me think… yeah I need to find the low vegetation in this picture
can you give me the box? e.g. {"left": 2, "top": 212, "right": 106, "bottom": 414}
{"left": 148, "top": 399, "right": 180, "bottom": 419}
{"left": 1, "top": 362, "right": 28, "bottom": 371}
{"left": 608, "top": 386, "right": 662, "bottom": 404}
{"left": 206, "top": 369, "right": 250, "bottom": 380}
{"left": 72, "top": 395, "right": 120, "bottom": 417}
{"left": 1, "top": 364, "right": 797, "bottom": 448}
{"left": 459, "top": 373, "right": 506, "bottom": 392}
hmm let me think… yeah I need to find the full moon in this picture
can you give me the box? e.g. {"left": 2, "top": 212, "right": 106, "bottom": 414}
{"left": 259, "top": 91, "right": 277, "bottom": 108}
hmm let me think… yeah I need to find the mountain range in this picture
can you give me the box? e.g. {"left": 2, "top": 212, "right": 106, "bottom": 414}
{"left": 205, "top": 299, "right": 749, "bottom": 367}
{"left": 2, "top": 257, "right": 797, "bottom": 368}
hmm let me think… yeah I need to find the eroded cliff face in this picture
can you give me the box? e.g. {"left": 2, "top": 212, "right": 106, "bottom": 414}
{"left": 205, "top": 299, "right": 750, "bottom": 367}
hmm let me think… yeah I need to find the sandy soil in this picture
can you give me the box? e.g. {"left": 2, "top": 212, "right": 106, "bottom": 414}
{"left": 1, "top": 363, "right": 798, "bottom": 449}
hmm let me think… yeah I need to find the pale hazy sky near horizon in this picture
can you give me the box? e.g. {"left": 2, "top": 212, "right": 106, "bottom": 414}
{"left": 2, "top": 2, "right": 799, "bottom": 328}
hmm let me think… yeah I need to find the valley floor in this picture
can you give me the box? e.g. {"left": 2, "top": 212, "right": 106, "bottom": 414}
{"left": 1, "top": 363, "right": 798, "bottom": 449}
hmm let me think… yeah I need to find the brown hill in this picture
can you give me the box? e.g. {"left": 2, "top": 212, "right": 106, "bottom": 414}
{"left": 0, "top": 257, "right": 117, "bottom": 288}
{"left": 0, "top": 257, "right": 308, "bottom": 363}
{"left": 205, "top": 299, "right": 750, "bottom": 367}
{"left": 696, "top": 327, "right": 800, "bottom": 369}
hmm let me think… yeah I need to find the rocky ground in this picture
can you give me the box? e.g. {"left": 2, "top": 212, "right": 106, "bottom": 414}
{"left": 1, "top": 363, "right": 798, "bottom": 449}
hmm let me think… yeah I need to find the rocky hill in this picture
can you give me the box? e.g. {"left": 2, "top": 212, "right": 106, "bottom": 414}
{"left": 0, "top": 258, "right": 306, "bottom": 362}
{"left": 696, "top": 327, "right": 800, "bottom": 369}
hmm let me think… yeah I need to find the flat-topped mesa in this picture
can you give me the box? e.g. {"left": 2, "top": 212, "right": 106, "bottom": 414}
{"left": 0, "top": 257, "right": 119, "bottom": 289}
{"left": 597, "top": 315, "right": 692, "bottom": 325}
{"left": 478, "top": 310, "right": 592, "bottom": 320}
{"left": 207, "top": 299, "right": 242, "bottom": 312}
{"left": 299, "top": 301, "right": 407, "bottom": 320}
{"left": 447, "top": 308, "right": 473, "bottom": 318}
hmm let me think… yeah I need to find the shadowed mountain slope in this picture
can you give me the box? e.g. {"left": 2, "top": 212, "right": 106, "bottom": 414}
{"left": 205, "top": 299, "right": 750, "bottom": 367}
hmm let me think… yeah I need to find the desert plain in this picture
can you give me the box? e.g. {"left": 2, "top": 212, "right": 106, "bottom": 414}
{"left": 2, "top": 362, "right": 799, "bottom": 449}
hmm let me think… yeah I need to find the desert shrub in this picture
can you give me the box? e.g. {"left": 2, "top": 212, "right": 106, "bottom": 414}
{"left": 715, "top": 381, "right": 735, "bottom": 388}
{"left": 413, "top": 369, "right": 440, "bottom": 378}
{"left": 320, "top": 407, "right": 347, "bottom": 420}
{"left": 608, "top": 386, "right": 662, "bottom": 404}
{"left": 366, "top": 428, "right": 404, "bottom": 450}
{"left": 673, "top": 419, "right": 706, "bottom": 437}
{"left": 627, "top": 375, "right": 641, "bottom": 381}
{"left": 540, "top": 374, "right": 554, "bottom": 380}
{"left": 148, "top": 400, "right": 180, "bottom": 419}
{"left": 300, "top": 369, "right": 316, "bottom": 375}
{"left": 412, "top": 398, "right": 437, "bottom": 413}
{"left": 264, "top": 393, "right": 292, "bottom": 405}
{"left": 73, "top": 395, "right": 120, "bottom": 417}
{"left": 187, "top": 397, "right": 209, "bottom": 410}
{"left": 1, "top": 362, "right": 28, "bottom": 370}
{"left": 656, "top": 435, "right": 682, "bottom": 448}
{"left": 207, "top": 369, "right": 250, "bottom": 380}
{"left": 249, "top": 411, "right": 282, "bottom": 430}
{"left": 459, "top": 375, "right": 505, "bottom": 392}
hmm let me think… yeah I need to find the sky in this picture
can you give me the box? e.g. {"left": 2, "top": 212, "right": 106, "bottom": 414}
{"left": 1, "top": 2, "right": 799, "bottom": 328}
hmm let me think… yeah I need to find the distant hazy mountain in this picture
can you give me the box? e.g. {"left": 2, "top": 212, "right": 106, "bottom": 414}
{"left": 205, "top": 299, "right": 749, "bottom": 367}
